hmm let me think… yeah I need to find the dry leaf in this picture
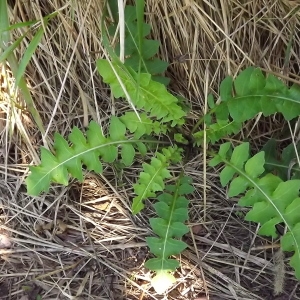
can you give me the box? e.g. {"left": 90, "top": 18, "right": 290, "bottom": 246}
{"left": 191, "top": 224, "right": 206, "bottom": 235}
{"left": 56, "top": 219, "right": 68, "bottom": 234}
{"left": 93, "top": 201, "right": 110, "bottom": 211}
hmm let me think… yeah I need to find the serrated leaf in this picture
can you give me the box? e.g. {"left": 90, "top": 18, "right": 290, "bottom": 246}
{"left": 157, "top": 192, "right": 173, "bottom": 205}
{"left": 202, "top": 67, "right": 300, "bottom": 143}
{"left": 178, "top": 182, "right": 195, "bottom": 194}
{"left": 284, "top": 198, "right": 300, "bottom": 225}
{"left": 131, "top": 147, "right": 180, "bottom": 214}
{"left": 154, "top": 202, "right": 188, "bottom": 222}
{"left": 145, "top": 258, "right": 179, "bottom": 273}
{"left": 101, "top": 144, "right": 118, "bottom": 163}
{"left": 228, "top": 96, "right": 261, "bottom": 123}
{"left": 209, "top": 142, "right": 231, "bottom": 167}
{"left": 145, "top": 176, "right": 193, "bottom": 281}
{"left": 282, "top": 84, "right": 300, "bottom": 120}
{"left": 248, "top": 68, "right": 266, "bottom": 93}
{"left": 150, "top": 218, "right": 189, "bottom": 238}
{"left": 264, "top": 74, "right": 286, "bottom": 93}
{"left": 97, "top": 59, "right": 186, "bottom": 125}
{"left": 143, "top": 58, "right": 169, "bottom": 74}
{"left": 109, "top": 4, "right": 170, "bottom": 85}
{"left": 26, "top": 120, "right": 141, "bottom": 195}
{"left": 219, "top": 142, "right": 233, "bottom": 158}
{"left": 281, "top": 226, "right": 300, "bottom": 279}
{"left": 215, "top": 102, "right": 229, "bottom": 121}
{"left": 141, "top": 40, "right": 160, "bottom": 59}
{"left": 120, "top": 111, "right": 167, "bottom": 139}
{"left": 216, "top": 142, "right": 300, "bottom": 278}
{"left": 146, "top": 237, "right": 187, "bottom": 258}
{"left": 238, "top": 174, "right": 282, "bottom": 206}
{"left": 260, "top": 95, "right": 278, "bottom": 116}
{"left": 174, "top": 133, "right": 188, "bottom": 145}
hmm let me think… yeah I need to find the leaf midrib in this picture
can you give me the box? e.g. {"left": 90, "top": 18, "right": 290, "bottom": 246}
{"left": 223, "top": 157, "right": 300, "bottom": 262}
{"left": 28, "top": 139, "right": 145, "bottom": 194}
{"left": 160, "top": 179, "right": 182, "bottom": 272}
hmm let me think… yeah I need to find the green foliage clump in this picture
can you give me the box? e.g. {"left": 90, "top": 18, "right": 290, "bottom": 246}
{"left": 210, "top": 142, "right": 300, "bottom": 278}
{"left": 24, "top": 0, "right": 300, "bottom": 294}
{"left": 194, "top": 67, "right": 300, "bottom": 144}
{"left": 97, "top": 59, "right": 186, "bottom": 126}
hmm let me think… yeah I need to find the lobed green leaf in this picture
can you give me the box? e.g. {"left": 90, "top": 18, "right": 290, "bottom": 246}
{"left": 97, "top": 59, "right": 186, "bottom": 126}
{"left": 194, "top": 67, "right": 300, "bottom": 144}
{"left": 145, "top": 175, "right": 194, "bottom": 279}
{"left": 26, "top": 118, "right": 149, "bottom": 195}
{"left": 132, "top": 146, "right": 182, "bottom": 214}
{"left": 211, "top": 142, "right": 300, "bottom": 279}
{"left": 108, "top": 5, "right": 170, "bottom": 80}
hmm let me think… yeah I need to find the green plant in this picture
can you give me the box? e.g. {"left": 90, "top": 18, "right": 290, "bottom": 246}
{"left": 26, "top": 116, "right": 168, "bottom": 196}
{"left": 23, "top": 0, "right": 300, "bottom": 295}
{"left": 107, "top": 2, "right": 170, "bottom": 85}
{"left": 97, "top": 59, "right": 185, "bottom": 126}
{"left": 199, "top": 67, "right": 300, "bottom": 281}
{"left": 210, "top": 142, "right": 300, "bottom": 278}
{"left": 145, "top": 174, "right": 194, "bottom": 293}
{"left": 193, "top": 67, "right": 300, "bottom": 144}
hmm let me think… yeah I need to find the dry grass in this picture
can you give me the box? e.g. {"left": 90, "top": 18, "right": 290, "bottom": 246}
{"left": 1, "top": 0, "right": 300, "bottom": 299}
